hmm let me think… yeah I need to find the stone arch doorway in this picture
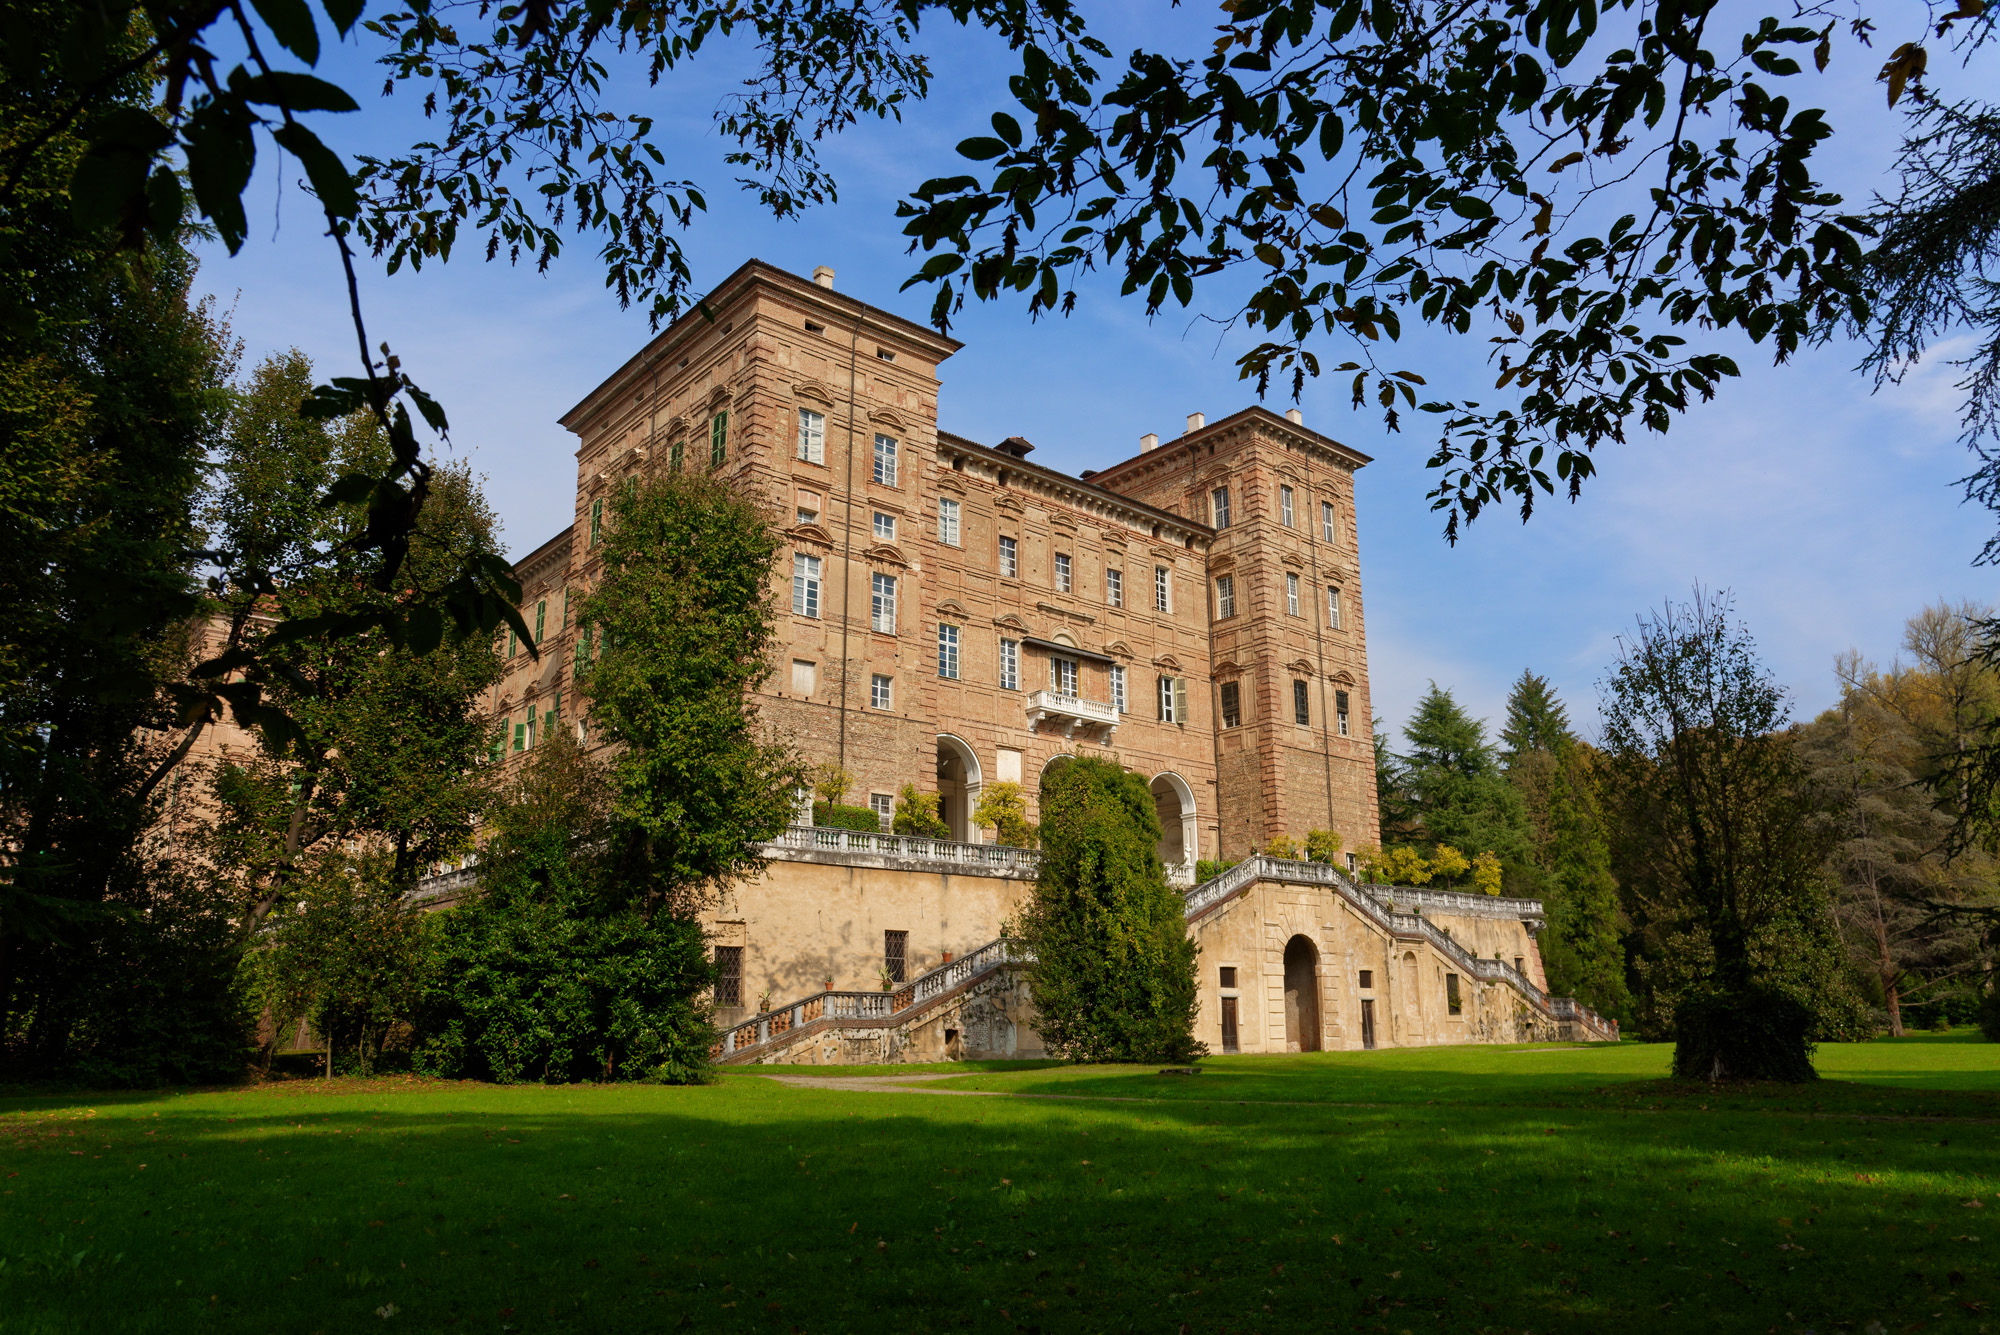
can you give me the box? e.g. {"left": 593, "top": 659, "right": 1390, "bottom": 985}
{"left": 935, "top": 734, "right": 982, "bottom": 842}
{"left": 1149, "top": 771, "right": 1198, "bottom": 871}
{"left": 1283, "top": 935, "right": 1321, "bottom": 1052}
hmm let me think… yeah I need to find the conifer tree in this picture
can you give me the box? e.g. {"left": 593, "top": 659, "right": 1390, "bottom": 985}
{"left": 1397, "top": 685, "right": 1538, "bottom": 892}
{"left": 1017, "top": 757, "right": 1201, "bottom": 1064}
{"left": 1500, "top": 670, "right": 1574, "bottom": 761}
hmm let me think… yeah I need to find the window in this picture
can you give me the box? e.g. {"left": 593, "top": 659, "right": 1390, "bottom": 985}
{"left": 1321, "top": 500, "right": 1337, "bottom": 542}
{"left": 507, "top": 624, "right": 517, "bottom": 659}
{"left": 1347, "top": 852, "right": 1359, "bottom": 874}
{"left": 669, "top": 437, "right": 684, "bottom": 470}
{"left": 1286, "top": 572, "right": 1300, "bottom": 616}
{"left": 513, "top": 719, "right": 525, "bottom": 751}
{"left": 870, "top": 674, "right": 893, "bottom": 710}
{"left": 1219, "top": 966, "right": 1238, "bottom": 988}
{"left": 1514, "top": 956, "right": 1525, "bottom": 974}
{"left": 1106, "top": 568, "right": 1123, "bottom": 607}
{"left": 563, "top": 588, "right": 572, "bottom": 628}
{"left": 714, "top": 946, "right": 743, "bottom": 1007}
{"left": 876, "top": 347, "right": 896, "bottom": 362}
{"left": 1157, "top": 674, "right": 1187, "bottom": 724}
{"left": 709, "top": 410, "right": 728, "bottom": 467}
{"left": 937, "top": 623, "right": 960, "bottom": 678}
{"left": 1111, "top": 664, "right": 1127, "bottom": 714}
{"left": 792, "top": 553, "right": 822, "bottom": 617}
{"left": 1054, "top": 552, "right": 1072, "bottom": 592}
{"left": 1219, "top": 680, "right": 1242, "bottom": 728}
{"left": 796, "top": 407, "right": 825, "bottom": 463}
{"left": 998, "top": 638, "right": 1019, "bottom": 691}
{"left": 870, "top": 793, "right": 894, "bottom": 829}
{"left": 1358, "top": 969, "right": 1373, "bottom": 989}
{"left": 796, "top": 490, "right": 820, "bottom": 526}
{"left": 1327, "top": 585, "right": 1343, "bottom": 629}
{"left": 1335, "top": 688, "right": 1351, "bottom": 737}
{"left": 1446, "top": 974, "right": 1462, "bottom": 1016}
{"left": 937, "top": 496, "right": 961, "bottom": 546}
{"left": 1050, "top": 656, "right": 1077, "bottom": 696}
{"left": 1155, "top": 565, "right": 1171, "bottom": 612}
{"left": 871, "top": 572, "right": 897, "bottom": 633}
{"left": 1214, "top": 574, "right": 1236, "bottom": 619}
{"left": 791, "top": 660, "right": 816, "bottom": 695}
{"left": 525, "top": 710, "right": 538, "bottom": 749}
{"left": 884, "top": 930, "right": 909, "bottom": 984}
{"left": 535, "top": 599, "right": 547, "bottom": 643}
{"left": 1293, "top": 679, "right": 1310, "bottom": 726}
{"left": 589, "top": 496, "right": 603, "bottom": 546}
{"left": 873, "top": 511, "right": 896, "bottom": 541}
{"left": 1211, "top": 486, "right": 1231, "bottom": 529}
{"left": 873, "top": 433, "right": 899, "bottom": 486}
{"left": 998, "top": 535, "right": 1018, "bottom": 577}
{"left": 1280, "top": 484, "right": 1295, "bottom": 527}
{"left": 1220, "top": 996, "right": 1239, "bottom": 1053}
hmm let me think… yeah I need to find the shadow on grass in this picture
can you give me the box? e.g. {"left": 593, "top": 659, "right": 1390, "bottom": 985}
{"left": 1, "top": 1061, "right": 1995, "bottom": 1334}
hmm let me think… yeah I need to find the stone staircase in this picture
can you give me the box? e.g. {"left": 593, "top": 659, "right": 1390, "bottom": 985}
{"left": 717, "top": 853, "right": 1618, "bottom": 1063}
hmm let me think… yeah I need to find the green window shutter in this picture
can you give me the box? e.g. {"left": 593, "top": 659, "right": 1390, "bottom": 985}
{"left": 507, "top": 626, "right": 517, "bottom": 659}
{"left": 553, "top": 689, "right": 562, "bottom": 719}
{"left": 590, "top": 497, "right": 602, "bottom": 545}
{"left": 710, "top": 411, "right": 728, "bottom": 466}
{"left": 1173, "top": 677, "right": 1189, "bottom": 726}
{"left": 535, "top": 600, "right": 546, "bottom": 643}
{"left": 513, "top": 722, "right": 525, "bottom": 752}
{"left": 563, "top": 588, "right": 571, "bottom": 627}
{"left": 544, "top": 707, "right": 555, "bottom": 736}
{"left": 670, "top": 439, "right": 683, "bottom": 470}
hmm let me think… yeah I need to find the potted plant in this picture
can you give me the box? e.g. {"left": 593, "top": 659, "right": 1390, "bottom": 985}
{"left": 878, "top": 966, "right": 895, "bottom": 992}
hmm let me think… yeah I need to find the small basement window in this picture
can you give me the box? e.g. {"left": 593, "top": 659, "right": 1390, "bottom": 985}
{"left": 876, "top": 347, "right": 896, "bottom": 362}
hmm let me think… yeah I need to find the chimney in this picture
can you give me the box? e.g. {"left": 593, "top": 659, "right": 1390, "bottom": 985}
{"left": 1285, "top": 408, "right": 1303, "bottom": 425}
{"left": 812, "top": 265, "right": 836, "bottom": 289}
{"left": 1139, "top": 432, "right": 1159, "bottom": 452}
{"left": 1185, "top": 412, "right": 1205, "bottom": 434}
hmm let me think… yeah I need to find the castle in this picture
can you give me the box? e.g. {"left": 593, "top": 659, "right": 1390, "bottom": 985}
{"left": 475, "top": 260, "right": 1617, "bottom": 1061}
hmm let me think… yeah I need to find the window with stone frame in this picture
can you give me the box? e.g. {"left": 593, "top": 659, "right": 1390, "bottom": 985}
{"left": 869, "top": 793, "right": 894, "bottom": 830}
{"left": 796, "top": 489, "right": 821, "bottom": 526}
{"left": 937, "top": 496, "right": 961, "bottom": 546}
{"left": 1321, "top": 500, "right": 1337, "bottom": 542}
{"left": 998, "top": 534, "right": 1018, "bottom": 577}
{"left": 1054, "top": 552, "right": 1072, "bottom": 592}
{"left": 884, "top": 930, "right": 909, "bottom": 984}
{"left": 1280, "top": 484, "right": 1295, "bottom": 527}
{"left": 1154, "top": 564, "right": 1171, "bottom": 612}
{"left": 1327, "top": 584, "right": 1343, "bottom": 629}
{"left": 873, "top": 433, "right": 899, "bottom": 485}
{"left": 937, "top": 623, "right": 960, "bottom": 678}
{"left": 1050, "top": 656, "right": 1078, "bottom": 696}
{"left": 796, "top": 407, "right": 825, "bottom": 463}
{"left": 1106, "top": 567, "right": 1123, "bottom": 607}
{"left": 713, "top": 946, "right": 743, "bottom": 1007}
{"left": 792, "top": 553, "right": 822, "bottom": 617}
{"left": 873, "top": 511, "right": 896, "bottom": 541}
{"left": 1211, "top": 486, "right": 1231, "bottom": 529}
{"left": 1219, "top": 680, "right": 1242, "bottom": 728}
{"left": 870, "top": 673, "right": 893, "bottom": 709}
{"left": 1336, "top": 688, "right": 1351, "bottom": 737}
{"left": 1111, "top": 664, "right": 1127, "bottom": 714}
{"left": 709, "top": 410, "right": 728, "bottom": 467}
{"left": 870, "top": 572, "right": 897, "bottom": 634}
{"left": 1214, "top": 574, "right": 1236, "bottom": 619}
{"left": 999, "top": 637, "right": 1020, "bottom": 690}
{"left": 1293, "top": 678, "right": 1310, "bottom": 726}
{"left": 1286, "top": 571, "right": 1300, "bottom": 616}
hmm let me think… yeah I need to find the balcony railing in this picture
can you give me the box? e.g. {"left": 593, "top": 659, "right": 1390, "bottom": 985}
{"left": 1025, "top": 689, "right": 1119, "bottom": 738}
{"left": 764, "top": 825, "right": 1041, "bottom": 876}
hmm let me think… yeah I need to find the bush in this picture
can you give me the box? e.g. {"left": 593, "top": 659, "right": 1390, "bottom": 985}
{"left": 814, "top": 801, "right": 883, "bottom": 833}
{"left": 1016, "top": 756, "right": 1202, "bottom": 1064}
{"left": 974, "top": 780, "right": 1038, "bottom": 847}
{"left": 1263, "top": 835, "right": 1303, "bottom": 859}
{"left": 1195, "top": 858, "right": 1239, "bottom": 884}
{"left": 1304, "top": 829, "right": 1344, "bottom": 864}
{"left": 892, "top": 783, "right": 950, "bottom": 838}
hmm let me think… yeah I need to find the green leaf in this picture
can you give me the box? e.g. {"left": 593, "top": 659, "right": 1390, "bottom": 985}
{"left": 1450, "top": 195, "right": 1494, "bottom": 220}
{"left": 991, "top": 112, "right": 1023, "bottom": 147}
{"left": 957, "top": 137, "right": 1011, "bottom": 161}
{"left": 240, "top": 71, "right": 359, "bottom": 113}
{"left": 271, "top": 122, "right": 358, "bottom": 219}
{"left": 321, "top": 0, "right": 365, "bottom": 36}
{"left": 250, "top": 0, "right": 320, "bottom": 65}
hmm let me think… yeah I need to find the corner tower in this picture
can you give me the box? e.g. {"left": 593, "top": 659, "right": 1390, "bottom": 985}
{"left": 1089, "top": 408, "right": 1380, "bottom": 860}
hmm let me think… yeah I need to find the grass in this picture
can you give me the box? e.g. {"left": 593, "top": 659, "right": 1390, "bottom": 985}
{"left": 0, "top": 1037, "right": 1992, "bottom": 1335}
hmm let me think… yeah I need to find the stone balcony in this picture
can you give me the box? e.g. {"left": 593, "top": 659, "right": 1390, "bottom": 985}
{"left": 1024, "top": 689, "right": 1118, "bottom": 740}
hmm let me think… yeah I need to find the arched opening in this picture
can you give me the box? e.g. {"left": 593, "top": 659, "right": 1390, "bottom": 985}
{"left": 1400, "top": 950, "right": 1421, "bottom": 1038}
{"left": 935, "top": 734, "right": 982, "bottom": 842}
{"left": 1037, "top": 752, "right": 1075, "bottom": 793}
{"left": 1283, "top": 936, "right": 1321, "bottom": 1052}
{"left": 1149, "top": 772, "right": 1198, "bottom": 870}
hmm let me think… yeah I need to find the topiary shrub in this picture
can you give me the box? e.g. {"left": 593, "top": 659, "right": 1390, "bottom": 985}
{"left": 814, "top": 801, "right": 883, "bottom": 833}
{"left": 1016, "top": 755, "right": 1203, "bottom": 1064}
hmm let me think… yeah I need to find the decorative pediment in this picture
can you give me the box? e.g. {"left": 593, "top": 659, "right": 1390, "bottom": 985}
{"left": 706, "top": 382, "right": 734, "bottom": 406}
{"left": 863, "top": 542, "right": 908, "bottom": 567}
{"left": 793, "top": 379, "right": 836, "bottom": 405}
{"left": 936, "top": 474, "right": 967, "bottom": 495}
{"left": 1328, "top": 669, "right": 1357, "bottom": 685}
{"left": 992, "top": 612, "right": 1033, "bottom": 633}
{"left": 1213, "top": 659, "right": 1242, "bottom": 677}
{"left": 1208, "top": 554, "right": 1236, "bottom": 574}
{"left": 994, "top": 494, "right": 1026, "bottom": 516}
{"left": 1150, "top": 547, "right": 1178, "bottom": 563}
{"left": 1285, "top": 658, "right": 1315, "bottom": 675}
{"left": 868, "top": 406, "right": 908, "bottom": 431}
{"left": 1281, "top": 550, "right": 1305, "bottom": 568}
{"left": 787, "top": 522, "right": 834, "bottom": 546}
{"left": 1152, "top": 654, "right": 1183, "bottom": 671}
{"left": 1099, "top": 530, "right": 1127, "bottom": 550}
{"left": 1049, "top": 514, "right": 1079, "bottom": 534}
{"left": 936, "top": 598, "right": 971, "bottom": 619}
{"left": 1104, "top": 640, "right": 1135, "bottom": 660}
{"left": 662, "top": 414, "right": 688, "bottom": 437}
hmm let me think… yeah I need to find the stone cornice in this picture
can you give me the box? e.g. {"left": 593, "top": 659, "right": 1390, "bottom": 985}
{"left": 935, "top": 431, "right": 1214, "bottom": 548}
{"left": 1089, "top": 406, "right": 1373, "bottom": 489}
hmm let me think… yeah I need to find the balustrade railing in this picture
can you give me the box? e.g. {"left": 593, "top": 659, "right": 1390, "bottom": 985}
{"left": 765, "top": 825, "right": 1041, "bottom": 875}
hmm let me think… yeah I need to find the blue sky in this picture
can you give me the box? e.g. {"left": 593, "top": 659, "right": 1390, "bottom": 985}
{"left": 192, "top": 4, "right": 1995, "bottom": 746}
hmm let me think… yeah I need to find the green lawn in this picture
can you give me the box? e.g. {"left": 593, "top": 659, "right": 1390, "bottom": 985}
{"left": 2, "top": 1038, "right": 1995, "bottom": 1335}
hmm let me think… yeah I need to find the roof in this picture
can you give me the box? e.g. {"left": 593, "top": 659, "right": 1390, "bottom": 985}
{"left": 935, "top": 430, "right": 1215, "bottom": 543}
{"left": 1088, "top": 405, "right": 1374, "bottom": 483}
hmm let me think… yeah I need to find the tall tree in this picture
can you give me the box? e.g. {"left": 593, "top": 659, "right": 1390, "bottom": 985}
{"left": 1500, "top": 670, "right": 1573, "bottom": 761}
{"left": 1534, "top": 746, "right": 1632, "bottom": 1021}
{"left": 1018, "top": 756, "right": 1202, "bottom": 1064}
{"left": 1600, "top": 591, "right": 1863, "bottom": 1080}
{"left": 1398, "top": 684, "right": 1539, "bottom": 891}
{"left": 577, "top": 469, "right": 805, "bottom": 912}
